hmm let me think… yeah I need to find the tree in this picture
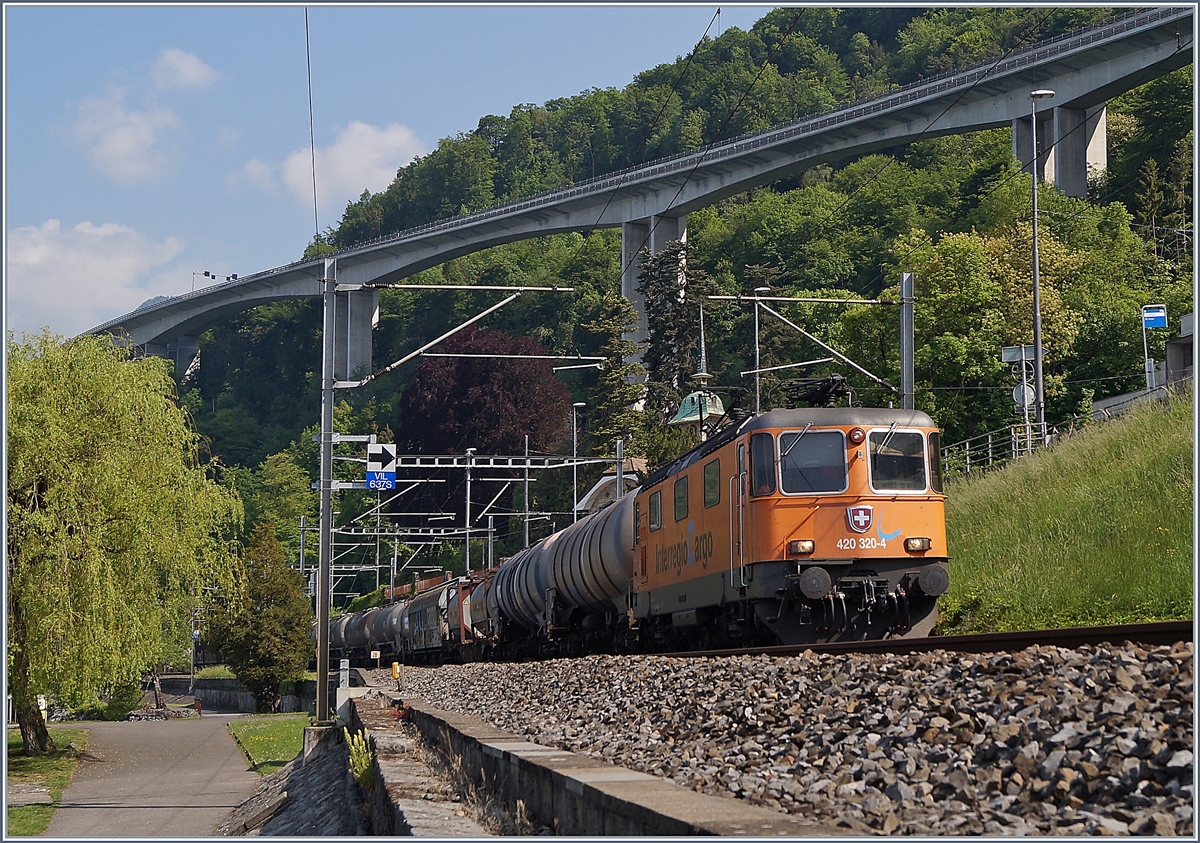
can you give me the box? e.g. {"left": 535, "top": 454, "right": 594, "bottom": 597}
{"left": 638, "top": 241, "right": 717, "bottom": 415}
{"left": 7, "top": 332, "right": 241, "bottom": 754}
{"left": 394, "top": 327, "right": 571, "bottom": 456}
{"left": 245, "top": 451, "right": 316, "bottom": 547}
{"left": 580, "top": 293, "right": 647, "bottom": 455}
{"left": 206, "top": 524, "right": 313, "bottom": 713}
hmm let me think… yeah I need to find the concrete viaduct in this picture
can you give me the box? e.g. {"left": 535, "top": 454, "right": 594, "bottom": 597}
{"left": 86, "top": 6, "right": 1193, "bottom": 378}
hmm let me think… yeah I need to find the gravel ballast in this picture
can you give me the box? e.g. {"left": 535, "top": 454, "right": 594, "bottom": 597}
{"left": 380, "top": 640, "right": 1193, "bottom": 835}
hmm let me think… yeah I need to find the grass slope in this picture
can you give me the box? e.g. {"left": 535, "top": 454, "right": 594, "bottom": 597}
{"left": 938, "top": 389, "right": 1194, "bottom": 634}
{"left": 227, "top": 715, "right": 308, "bottom": 776}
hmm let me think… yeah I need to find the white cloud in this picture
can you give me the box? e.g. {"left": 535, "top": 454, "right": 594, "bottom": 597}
{"left": 216, "top": 126, "right": 242, "bottom": 149}
{"left": 152, "top": 47, "right": 219, "bottom": 91}
{"left": 71, "top": 87, "right": 180, "bottom": 184}
{"left": 279, "top": 121, "right": 424, "bottom": 212}
{"left": 6, "top": 219, "right": 186, "bottom": 338}
{"left": 227, "top": 158, "right": 277, "bottom": 193}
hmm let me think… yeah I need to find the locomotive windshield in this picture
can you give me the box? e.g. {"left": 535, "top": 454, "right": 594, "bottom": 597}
{"left": 779, "top": 430, "right": 847, "bottom": 493}
{"left": 869, "top": 430, "right": 927, "bottom": 491}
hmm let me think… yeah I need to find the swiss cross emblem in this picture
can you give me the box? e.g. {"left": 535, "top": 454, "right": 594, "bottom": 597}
{"left": 846, "top": 505, "right": 873, "bottom": 533}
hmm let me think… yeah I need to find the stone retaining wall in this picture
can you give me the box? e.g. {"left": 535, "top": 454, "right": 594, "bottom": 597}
{"left": 353, "top": 694, "right": 845, "bottom": 836}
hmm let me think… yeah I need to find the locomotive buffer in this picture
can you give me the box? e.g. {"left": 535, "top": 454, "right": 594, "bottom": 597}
{"left": 366, "top": 443, "right": 397, "bottom": 490}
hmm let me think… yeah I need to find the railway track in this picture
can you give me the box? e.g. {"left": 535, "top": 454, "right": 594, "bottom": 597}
{"left": 664, "top": 619, "right": 1194, "bottom": 660}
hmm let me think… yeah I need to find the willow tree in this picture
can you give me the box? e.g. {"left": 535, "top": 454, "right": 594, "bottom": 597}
{"left": 7, "top": 332, "right": 241, "bottom": 754}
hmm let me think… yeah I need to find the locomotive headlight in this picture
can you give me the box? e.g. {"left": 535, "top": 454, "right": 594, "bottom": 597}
{"left": 788, "top": 539, "right": 815, "bottom": 555}
{"left": 848, "top": 427, "right": 866, "bottom": 445}
{"left": 905, "top": 537, "right": 932, "bottom": 552}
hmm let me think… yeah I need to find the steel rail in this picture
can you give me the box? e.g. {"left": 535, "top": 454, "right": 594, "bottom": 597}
{"left": 664, "top": 620, "right": 1194, "bottom": 660}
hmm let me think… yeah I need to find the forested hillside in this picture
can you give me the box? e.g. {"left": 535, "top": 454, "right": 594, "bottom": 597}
{"left": 182, "top": 7, "right": 1193, "bottom": 566}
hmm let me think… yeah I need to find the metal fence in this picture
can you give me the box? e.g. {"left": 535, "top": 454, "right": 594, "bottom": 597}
{"left": 940, "top": 378, "right": 1191, "bottom": 477}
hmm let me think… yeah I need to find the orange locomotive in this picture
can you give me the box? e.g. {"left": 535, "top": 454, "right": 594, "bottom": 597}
{"left": 628, "top": 407, "right": 948, "bottom": 647}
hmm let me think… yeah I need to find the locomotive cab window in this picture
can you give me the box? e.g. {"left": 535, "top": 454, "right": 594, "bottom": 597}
{"left": 649, "top": 490, "right": 662, "bottom": 531}
{"left": 780, "top": 430, "right": 847, "bottom": 494}
{"left": 868, "top": 429, "right": 927, "bottom": 491}
{"left": 674, "top": 476, "right": 688, "bottom": 521}
{"left": 703, "top": 459, "right": 720, "bottom": 507}
{"left": 928, "top": 431, "right": 945, "bottom": 493}
{"left": 750, "top": 433, "right": 776, "bottom": 496}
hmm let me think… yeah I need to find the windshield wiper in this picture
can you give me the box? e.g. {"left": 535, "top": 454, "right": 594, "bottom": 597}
{"left": 872, "top": 421, "right": 899, "bottom": 471}
{"left": 781, "top": 422, "right": 813, "bottom": 460}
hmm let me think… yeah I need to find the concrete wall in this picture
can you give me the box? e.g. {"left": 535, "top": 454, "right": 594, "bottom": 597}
{"left": 156, "top": 677, "right": 319, "bottom": 714}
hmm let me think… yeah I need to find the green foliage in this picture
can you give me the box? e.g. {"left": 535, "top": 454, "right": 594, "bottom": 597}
{"left": 227, "top": 715, "right": 308, "bottom": 776}
{"left": 345, "top": 727, "right": 375, "bottom": 792}
{"left": 102, "top": 682, "right": 146, "bottom": 721}
{"left": 206, "top": 525, "right": 314, "bottom": 713}
{"left": 7, "top": 332, "right": 242, "bottom": 754}
{"left": 580, "top": 292, "right": 647, "bottom": 455}
{"left": 938, "top": 388, "right": 1193, "bottom": 633}
{"left": 344, "top": 587, "right": 386, "bottom": 613}
{"left": 183, "top": 7, "right": 1191, "bottom": 574}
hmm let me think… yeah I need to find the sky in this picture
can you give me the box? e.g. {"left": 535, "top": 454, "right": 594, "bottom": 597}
{"left": 4, "top": 2, "right": 775, "bottom": 339}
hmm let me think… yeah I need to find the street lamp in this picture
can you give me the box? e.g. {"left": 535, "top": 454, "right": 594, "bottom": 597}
{"left": 753, "top": 287, "right": 770, "bottom": 414}
{"left": 1030, "top": 89, "right": 1054, "bottom": 444}
{"left": 191, "top": 270, "right": 238, "bottom": 292}
{"left": 572, "top": 402, "right": 586, "bottom": 522}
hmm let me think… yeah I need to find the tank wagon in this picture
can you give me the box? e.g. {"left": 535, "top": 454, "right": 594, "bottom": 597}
{"left": 322, "top": 407, "right": 949, "bottom": 662}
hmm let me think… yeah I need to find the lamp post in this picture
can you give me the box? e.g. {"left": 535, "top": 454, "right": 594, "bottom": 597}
{"left": 1030, "top": 89, "right": 1054, "bottom": 445}
{"left": 753, "top": 287, "right": 770, "bottom": 414}
{"left": 191, "top": 270, "right": 237, "bottom": 292}
{"left": 572, "top": 402, "right": 586, "bottom": 522}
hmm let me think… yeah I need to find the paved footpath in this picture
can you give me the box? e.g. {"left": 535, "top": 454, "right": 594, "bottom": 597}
{"left": 45, "top": 713, "right": 261, "bottom": 838}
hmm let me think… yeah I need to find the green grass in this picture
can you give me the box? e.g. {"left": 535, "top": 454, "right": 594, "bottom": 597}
{"left": 938, "top": 388, "right": 1193, "bottom": 634}
{"left": 194, "top": 664, "right": 235, "bottom": 679}
{"left": 6, "top": 727, "right": 90, "bottom": 836}
{"left": 227, "top": 715, "right": 308, "bottom": 776}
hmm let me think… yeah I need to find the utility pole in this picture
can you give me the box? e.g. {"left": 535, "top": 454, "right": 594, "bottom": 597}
{"left": 523, "top": 435, "right": 530, "bottom": 549}
{"left": 572, "top": 403, "right": 585, "bottom": 522}
{"left": 753, "top": 287, "right": 769, "bottom": 413}
{"left": 315, "top": 258, "right": 336, "bottom": 724}
{"left": 464, "top": 448, "right": 475, "bottom": 574}
{"left": 900, "top": 272, "right": 915, "bottom": 410}
{"left": 1030, "top": 89, "right": 1054, "bottom": 445}
{"left": 615, "top": 438, "right": 624, "bottom": 501}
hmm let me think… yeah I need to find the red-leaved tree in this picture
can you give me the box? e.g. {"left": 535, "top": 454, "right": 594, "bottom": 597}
{"left": 395, "top": 327, "right": 571, "bottom": 455}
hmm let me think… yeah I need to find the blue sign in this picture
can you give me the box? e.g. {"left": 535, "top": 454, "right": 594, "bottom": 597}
{"left": 366, "top": 471, "right": 396, "bottom": 490}
{"left": 1143, "top": 306, "right": 1168, "bottom": 329}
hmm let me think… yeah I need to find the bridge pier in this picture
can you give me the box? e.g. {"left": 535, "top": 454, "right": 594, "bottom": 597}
{"left": 1013, "top": 104, "right": 1106, "bottom": 198}
{"left": 621, "top": 214, "right": 687, "bottom": 367}
{"left": 333, "top": 288, "right": 379, "bottom": 379}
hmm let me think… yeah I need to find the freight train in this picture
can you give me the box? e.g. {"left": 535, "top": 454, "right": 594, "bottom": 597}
{"left": 324, "top": 407, "right": 949, "bottom": 663}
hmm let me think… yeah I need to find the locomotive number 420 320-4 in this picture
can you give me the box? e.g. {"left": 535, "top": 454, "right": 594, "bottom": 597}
{"left": 836, "top": 536, "right": 887, "bottom": 550}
